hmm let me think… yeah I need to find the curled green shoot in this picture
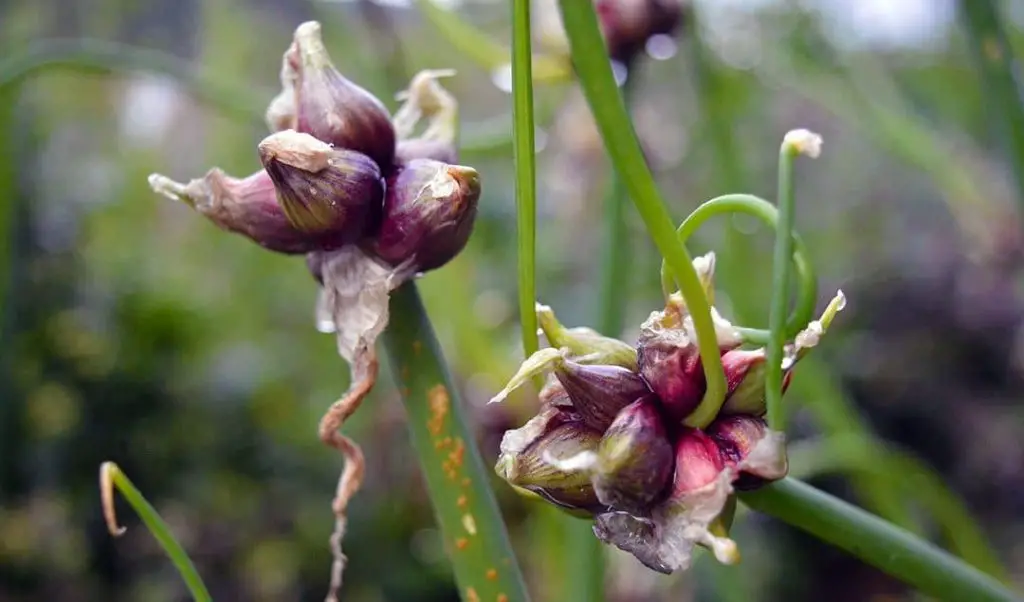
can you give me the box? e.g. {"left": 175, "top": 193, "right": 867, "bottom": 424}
{"left": 766, "top": 130, "right": 822, "bottom": 431}
{"left": 659, "top": 193, "right": 818, "bottom": 343}
{"left": 99, "top": 462, "right": 212, "bottom": 602}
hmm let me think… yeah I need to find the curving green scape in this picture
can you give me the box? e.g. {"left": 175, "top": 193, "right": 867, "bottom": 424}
{"left": 511, "top": 0, "right": 540, "bottom": 365}
{"left": 555, "top": 0, "right": 728, "bottom": 430}
{"left": 741, "top": 479, "right": 1018, "bottom": 602}
{"left": 765, "top": 139, "right": 806, "bottom": 431}
{"left": 99, "top": 463, "right": 212, "bottom": 602}
{"left": 787, "top": 434, "right": 1009, "bottom": 580}
{"left": 658, "top": 193, "right": 818, "bottom": 343}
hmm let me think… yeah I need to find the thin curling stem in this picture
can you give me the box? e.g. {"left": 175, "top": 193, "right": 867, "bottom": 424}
{"left": 512, "top": 0, "right": 541, "bottom": 368}
{"left": 556, "top": 0, "right": 727, "bottom": 430}
{"left": 766, "top": 132, "right": 819, "bottom": 431}
{"left": 741, "top": 478, "right": 1021, "bottom": 602}
{"left": 659, "top": 194, "right": 818, "bottom": 343}
{"left": 99, "top": 463, "right": 212, "bottom": 602}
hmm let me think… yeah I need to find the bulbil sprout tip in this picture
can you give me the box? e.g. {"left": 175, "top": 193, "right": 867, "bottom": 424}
{"left": 782, "top": 128, "right": 823, "bottom": 158}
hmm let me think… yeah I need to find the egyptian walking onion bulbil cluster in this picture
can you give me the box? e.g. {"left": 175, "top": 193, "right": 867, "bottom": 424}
{"left": 492, "top": 254, "right": 846, "bottom": 573}
{"left": 145, "top": 20, "right": 478, "bottom": 599}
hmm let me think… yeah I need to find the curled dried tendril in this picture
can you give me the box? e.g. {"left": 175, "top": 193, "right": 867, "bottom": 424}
{"left": 100, "top": 462, "right": 127, "bottom": 537}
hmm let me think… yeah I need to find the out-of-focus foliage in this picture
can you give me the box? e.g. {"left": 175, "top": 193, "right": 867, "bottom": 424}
{"left": 2, "top": 0, "right": 1023, "bottom": 601}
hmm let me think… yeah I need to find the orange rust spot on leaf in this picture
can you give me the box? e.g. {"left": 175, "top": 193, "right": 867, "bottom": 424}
{"left": 449, "top": 438, "right": 465, "bottom": 469}
{"left": 426, "top": 385, "right": 450, "bottom": 436}
{"left": 465, "top": 587, "right": 480, "bottom": 602}
{"left": 413, "top": 340, "right": 423, "bottom": 355}
{"left": 486, "top": 568, "right": 498, "bottom": 581}
{"left": 401, "top": 366, "right": 410, "bottom": 379}
{"left": 400, "top": 387, "right": 410, "bottom": 397}
{"left": 456, "top": 537, "right": 469, "bottom": 550}
{"left": 497, "top": 594, "right": 508, "bottom": 602}
{"left": 457, "top": 495, "right": 468, "bottom": 509}
{"left": 461, "top": 477, "right": 471, "bottom": 487}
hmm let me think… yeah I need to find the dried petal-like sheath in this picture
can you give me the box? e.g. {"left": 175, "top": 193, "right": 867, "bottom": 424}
{"left": 292, "top": 21, "right": 396, "bottom": 169}
{"left": 150, "top": 168, "right": 324, "bottom": 254}
{"left": 265, "top": 44, "right": 300, "bottom": 133}
{"left": 555, "top": 359, "right": 651, "bottom": 432}
{"left": 594, "top": 395, "right": 674, "bottom": 514}
{"left": 539, "top": 378, "right": 574, "bottom": 409}
{"left": 307, "top": 251, "right": 326, "bottom": 285}
{"left": 595, "top": 428, "right": 740, "bottom": 574}
{"left": 707, "top": 415, "right": 788, "bottom": 490}
{"left": 496, "top": 406, "right": 605, "bottom": 513}
{"left": 258, "top": 130, "right": 384, "bottom": 245}
{"left": 392, "top": 69, "right": 459, "bottom": 164}
{"left": 592, "top": 512, "right": 668, "bottom": 572}
{"left": 365, "top": 159, "right": 480, "bottom": 272}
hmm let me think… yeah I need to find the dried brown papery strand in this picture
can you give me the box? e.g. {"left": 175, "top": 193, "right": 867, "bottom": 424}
{"left": 311, "top": 245, "right": 409, "bottom": 602}
{"left": 99, "top": 462, "right": 127, "bottom": 537}
{"left": 318, "top": 353, "right": 374, "bottom": 602}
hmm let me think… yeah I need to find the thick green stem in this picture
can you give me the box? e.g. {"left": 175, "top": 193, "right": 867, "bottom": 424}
{"left": 741, "top": 479, "right": 1021, "bottom": 602}
{"left": 659, "top": 193, "right": 818, "bottom": 343}
{"left": 765, "top": 141, "right": 803, "bottom": 431}
{"left": 556, "top": 0, "right": 726, "bottom": 429}
{"left": 512, "top": 0, "right": 540, "bottom": 364}
{"left": 383, "top": 283, "right": 531, "bottom": 602}
{"left": 100, "top": 463, "right": 212, "bottom": 602}
{"left": 794, "top": 355, "right": 968, "bottom": 533}
{"left": 787, "top": 435, "right": 1009, "bottom": 580}
{"left": 958, "top": 0, "right": 1024, "bottom": 210}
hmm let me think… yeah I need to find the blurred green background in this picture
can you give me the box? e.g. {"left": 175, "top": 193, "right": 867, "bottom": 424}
{"left": 2, "top": 0, "right": 1024, "bottom": 601}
